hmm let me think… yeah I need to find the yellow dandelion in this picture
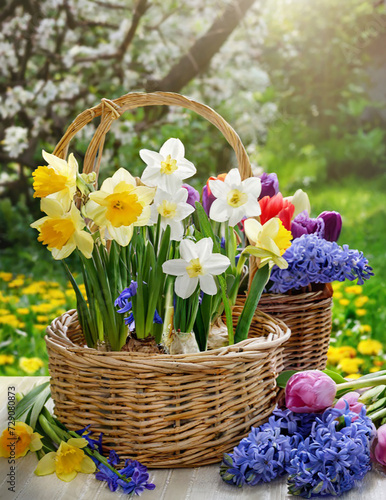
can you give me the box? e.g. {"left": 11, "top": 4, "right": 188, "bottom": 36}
{"left": 0, "top": 314, "right": 21, "bottom": 328}
{"left": 345, "top": 285, "right": 362, "bottom": 295}
{"left": 359, "top": 324, "right": 372, "bottom": 334}
{"left": 0, "top": 308, "right": 10, "bottom": 315}
{"left": 356, "top": 309, "right": 367, "bottom": 317}
{"left": 16, "top": 308, "right": 30, "bottom": 316}
{"left": 355, "top": 296, "right": 369, "bottom": 308}
{"left": 345, "top": 373, "right": 361, "bottom": 380}
{"left": 0, "top": 272, "right": 13, "bottom": 282}
{"left": 0, "top": 354, "right": 15, "bottom": 365}
{"left": 19, "top": 357, "right": 45, "bottom": 374}
{"left": 357, "top": 339, "right": 382, "bottom": 356}
{"left": 370, "top": 367, "right": 380, "bottom": 373}
{"left": 339, "top": 298, "right": 350, "bottom": 306}
{"left": 34, "top": 324, "right": 47, "bottom": 332}
{"left": 338, "top": 357, "right": 364, "bottom": 375}
{"left": 8, "top": 278, "right": 24, "bottom": 288}
{"left": 36, "top": 315, "right": 49, "bottom": 323}
{"left": 333, "top": 291, "right": 343, "bottom": 300}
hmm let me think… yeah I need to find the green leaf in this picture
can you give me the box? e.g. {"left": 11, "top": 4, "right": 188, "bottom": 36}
{"left": 234, "top": 264, "right": 270, "bottom": 344}
{"left": 276, "top": 370, "right": 297, "bottom": 388}
{"left": 322, "top": 369, "right": 347, "bottom": 384}
{"left": 15, "top": 382, "right": 50, "bottom": 424}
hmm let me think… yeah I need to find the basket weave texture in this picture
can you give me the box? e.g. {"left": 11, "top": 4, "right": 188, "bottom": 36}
{"left": 46, "top": 310, "right": 290, "bottom": 467}
{"left": 235, "top": 287, "right": 333, "bottom": 371}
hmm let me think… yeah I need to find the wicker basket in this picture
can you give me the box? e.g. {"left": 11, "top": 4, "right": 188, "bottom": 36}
{"left": 44, "top": 91, "right": 291, "bottom": 467}
{"left": 235, "top": 285, "right": 333, "bottom": 371}
{"left": 46, "top": 309, "right": 290, "bottom": 467}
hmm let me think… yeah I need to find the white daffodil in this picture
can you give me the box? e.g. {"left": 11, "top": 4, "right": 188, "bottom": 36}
{"left": 32, "top": 150, "right": 78, "bottom": 209}
{"left": 284, "top": 189, "right": 311, "bottom": 217}
{"left": 31, "top": 198, "right": 93, "bottom": 260}
{"left": 162, "top": 238, "right": 230, "bottom": 299}
{"left": 140, "top": 138, "right": 196, "bottom": 192}
{"left": 150, "top": 187, "right": 195, "bottom": 241}
{"left": 209, "top": 168, "right": 261, "bottom": 226}
{"left": 85, "top": 168, "right": 155, "bottom": 246}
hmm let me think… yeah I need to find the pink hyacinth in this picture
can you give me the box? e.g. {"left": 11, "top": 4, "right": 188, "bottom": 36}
{"left": 285, "top": 370, "right": 337, "bottom": 413}
{"left": 334, "top": 391, "right": 364, "bottom": 419}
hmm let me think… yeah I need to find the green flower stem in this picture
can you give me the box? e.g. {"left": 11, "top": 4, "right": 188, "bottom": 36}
{"left": 38, "top": 415, "right": 62, "bottom": 445}
{"left": 337, "top": 376, "right": 386, "bottom": 391}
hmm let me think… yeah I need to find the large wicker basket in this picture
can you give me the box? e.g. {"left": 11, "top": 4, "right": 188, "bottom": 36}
{"left": 235, "top": 285, "right": 333, "bottom": 371}
{"left": 45, "top": 91, "right": 291, "bottom": 467}
{"left": 46, "top": 309, "right": 290, "bottom": 467}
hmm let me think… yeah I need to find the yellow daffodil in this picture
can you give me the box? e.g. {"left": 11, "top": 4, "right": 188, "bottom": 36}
{"left": 31, "top": 198, "right": 93, "bottom": 260}
{"left": 338, "top": 357, "right": 364, "bottom": 374}
{"left": 243, "top": 217, "right": 292, "bottom": 269}
{"left": 32, "top": 151, "right": 78, "bottom": 209}
{"left": 0, "top": 422, "right": 43, "bottom": 458}
{"left": 0, "top": 354, "right": 14, "bottom": 365}
{"left": 19, "top": 357, "right": 45, "bottom": 374}
{"left": 357, "top": 339, "right": 382, "bottom": 356}
{"left": 85, "top": 168, "right": 155, "bottom": 246}
{"left": 35, "top": 438, "right": 96, "bottom": 482}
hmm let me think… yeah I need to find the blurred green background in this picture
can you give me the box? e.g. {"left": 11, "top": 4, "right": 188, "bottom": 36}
{"left": 0, "top": 0, "right": 385, "bottom": 376}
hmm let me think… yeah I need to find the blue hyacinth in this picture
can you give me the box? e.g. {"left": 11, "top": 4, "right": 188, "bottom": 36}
{"left": 220, "top": 409, "right": 317, "bottom": 487}
{"left": 287, "top": 405, "right": 376, "bottom": 498}
{"left": 268, "top": 234, "right": 373, "bottom": 293}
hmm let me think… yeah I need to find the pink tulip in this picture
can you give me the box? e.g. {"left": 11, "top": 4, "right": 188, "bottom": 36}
{"left": 334, "top": 391, "right": 364, "bottom": 418}
{"left": 373, "top": 424, "right": 386, "bottom": 467}
{"left": 285, "top": 370, "right": 337, "bottom": 413}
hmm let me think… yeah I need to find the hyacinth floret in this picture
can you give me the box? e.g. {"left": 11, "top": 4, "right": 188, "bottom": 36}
{"left": 287, "top": 404, "right": 375, "bottom": 498}
{"left": 268, "top": 234, "right": 373, "bottom": 293}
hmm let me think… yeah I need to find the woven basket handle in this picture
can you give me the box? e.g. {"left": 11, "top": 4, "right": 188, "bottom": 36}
{"left": 53, "top": 91, "right": 252, "bottom": 180}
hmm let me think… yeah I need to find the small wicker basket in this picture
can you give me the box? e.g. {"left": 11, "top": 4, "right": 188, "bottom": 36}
{"left": 235, "top": 285, "right": 333, "bottom": 371}
{"left": 46, "top": 309, "right": 290, "bottom": 467}
{"left": 45, "top": 91, "right": 291, "bottom": 467}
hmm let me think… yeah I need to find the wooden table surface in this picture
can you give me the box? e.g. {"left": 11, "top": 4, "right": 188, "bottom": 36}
{"left": 1, "top": 377, "right": 385, "bottom": 500}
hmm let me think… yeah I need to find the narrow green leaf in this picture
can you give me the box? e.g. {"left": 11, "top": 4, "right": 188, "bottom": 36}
{"left": 323, "top": 369, "right": 347, "bottom": 384}
{"left": 15, "top": 382, "right": 50, "bottom": 421}
{"left": 235, "top": 264, "right": 270, "bottom": 344}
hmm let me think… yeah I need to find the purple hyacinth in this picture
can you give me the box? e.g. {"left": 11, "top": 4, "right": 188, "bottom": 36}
{"left": 258, "top": 172, "right": 279, "bottom": 199}
{"left": 268, "top": 234, "right": 373, "bottom": 293}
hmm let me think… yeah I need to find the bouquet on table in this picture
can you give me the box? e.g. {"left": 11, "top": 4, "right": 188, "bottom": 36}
{"left": 220, "top": 368, "right": 386, "bottom": 497}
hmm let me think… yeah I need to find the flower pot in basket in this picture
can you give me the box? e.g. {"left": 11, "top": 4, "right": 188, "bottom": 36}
{"left": 234, "top": 284, "right": 333, "bottom": 371}
{"left": 45, "top": 309, "right": 290, "bottom": 468}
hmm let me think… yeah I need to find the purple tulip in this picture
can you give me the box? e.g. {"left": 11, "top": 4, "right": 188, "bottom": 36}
{"left": 317, "top": 211, "right": 342, "bottom": 242}
{"left": 202, "top": 184, "right": 216, "bottom": 216}
{"left": 182, "top": 183, "right": 200, "bottom": 208}
{"left": 291, "top": 211, "right": 325, "bottom": 239}
{"left": 285, "top": 370, "right": 337, "bottom": 413}
{"left": 258, "top": 172, "right": 279, "bottom": 200}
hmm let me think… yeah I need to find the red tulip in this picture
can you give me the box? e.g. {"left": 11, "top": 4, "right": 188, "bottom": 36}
{"left": 259, "top": 193, "right": 295, "bottom": 231}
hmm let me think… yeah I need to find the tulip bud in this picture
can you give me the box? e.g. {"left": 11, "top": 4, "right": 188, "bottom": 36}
{"left": 182, "top": 183, "right": 200, "bottom": 208}
{"left": 285, "top": 370, "right": 337, "bottom": 413}
{"left": 317, "top": 211, "right": 342, "bottom": 242}
{"left": 291, "top": 211, "right": 324, "bottom": 240}
{"left": 258, "top": 172, "right": 279, "bottom": 200}
{"left": 372, "top": 423, "right": 386, "bottom": 467}
{"left": 334, "top": 391, "right": 364, "bottom": 418}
